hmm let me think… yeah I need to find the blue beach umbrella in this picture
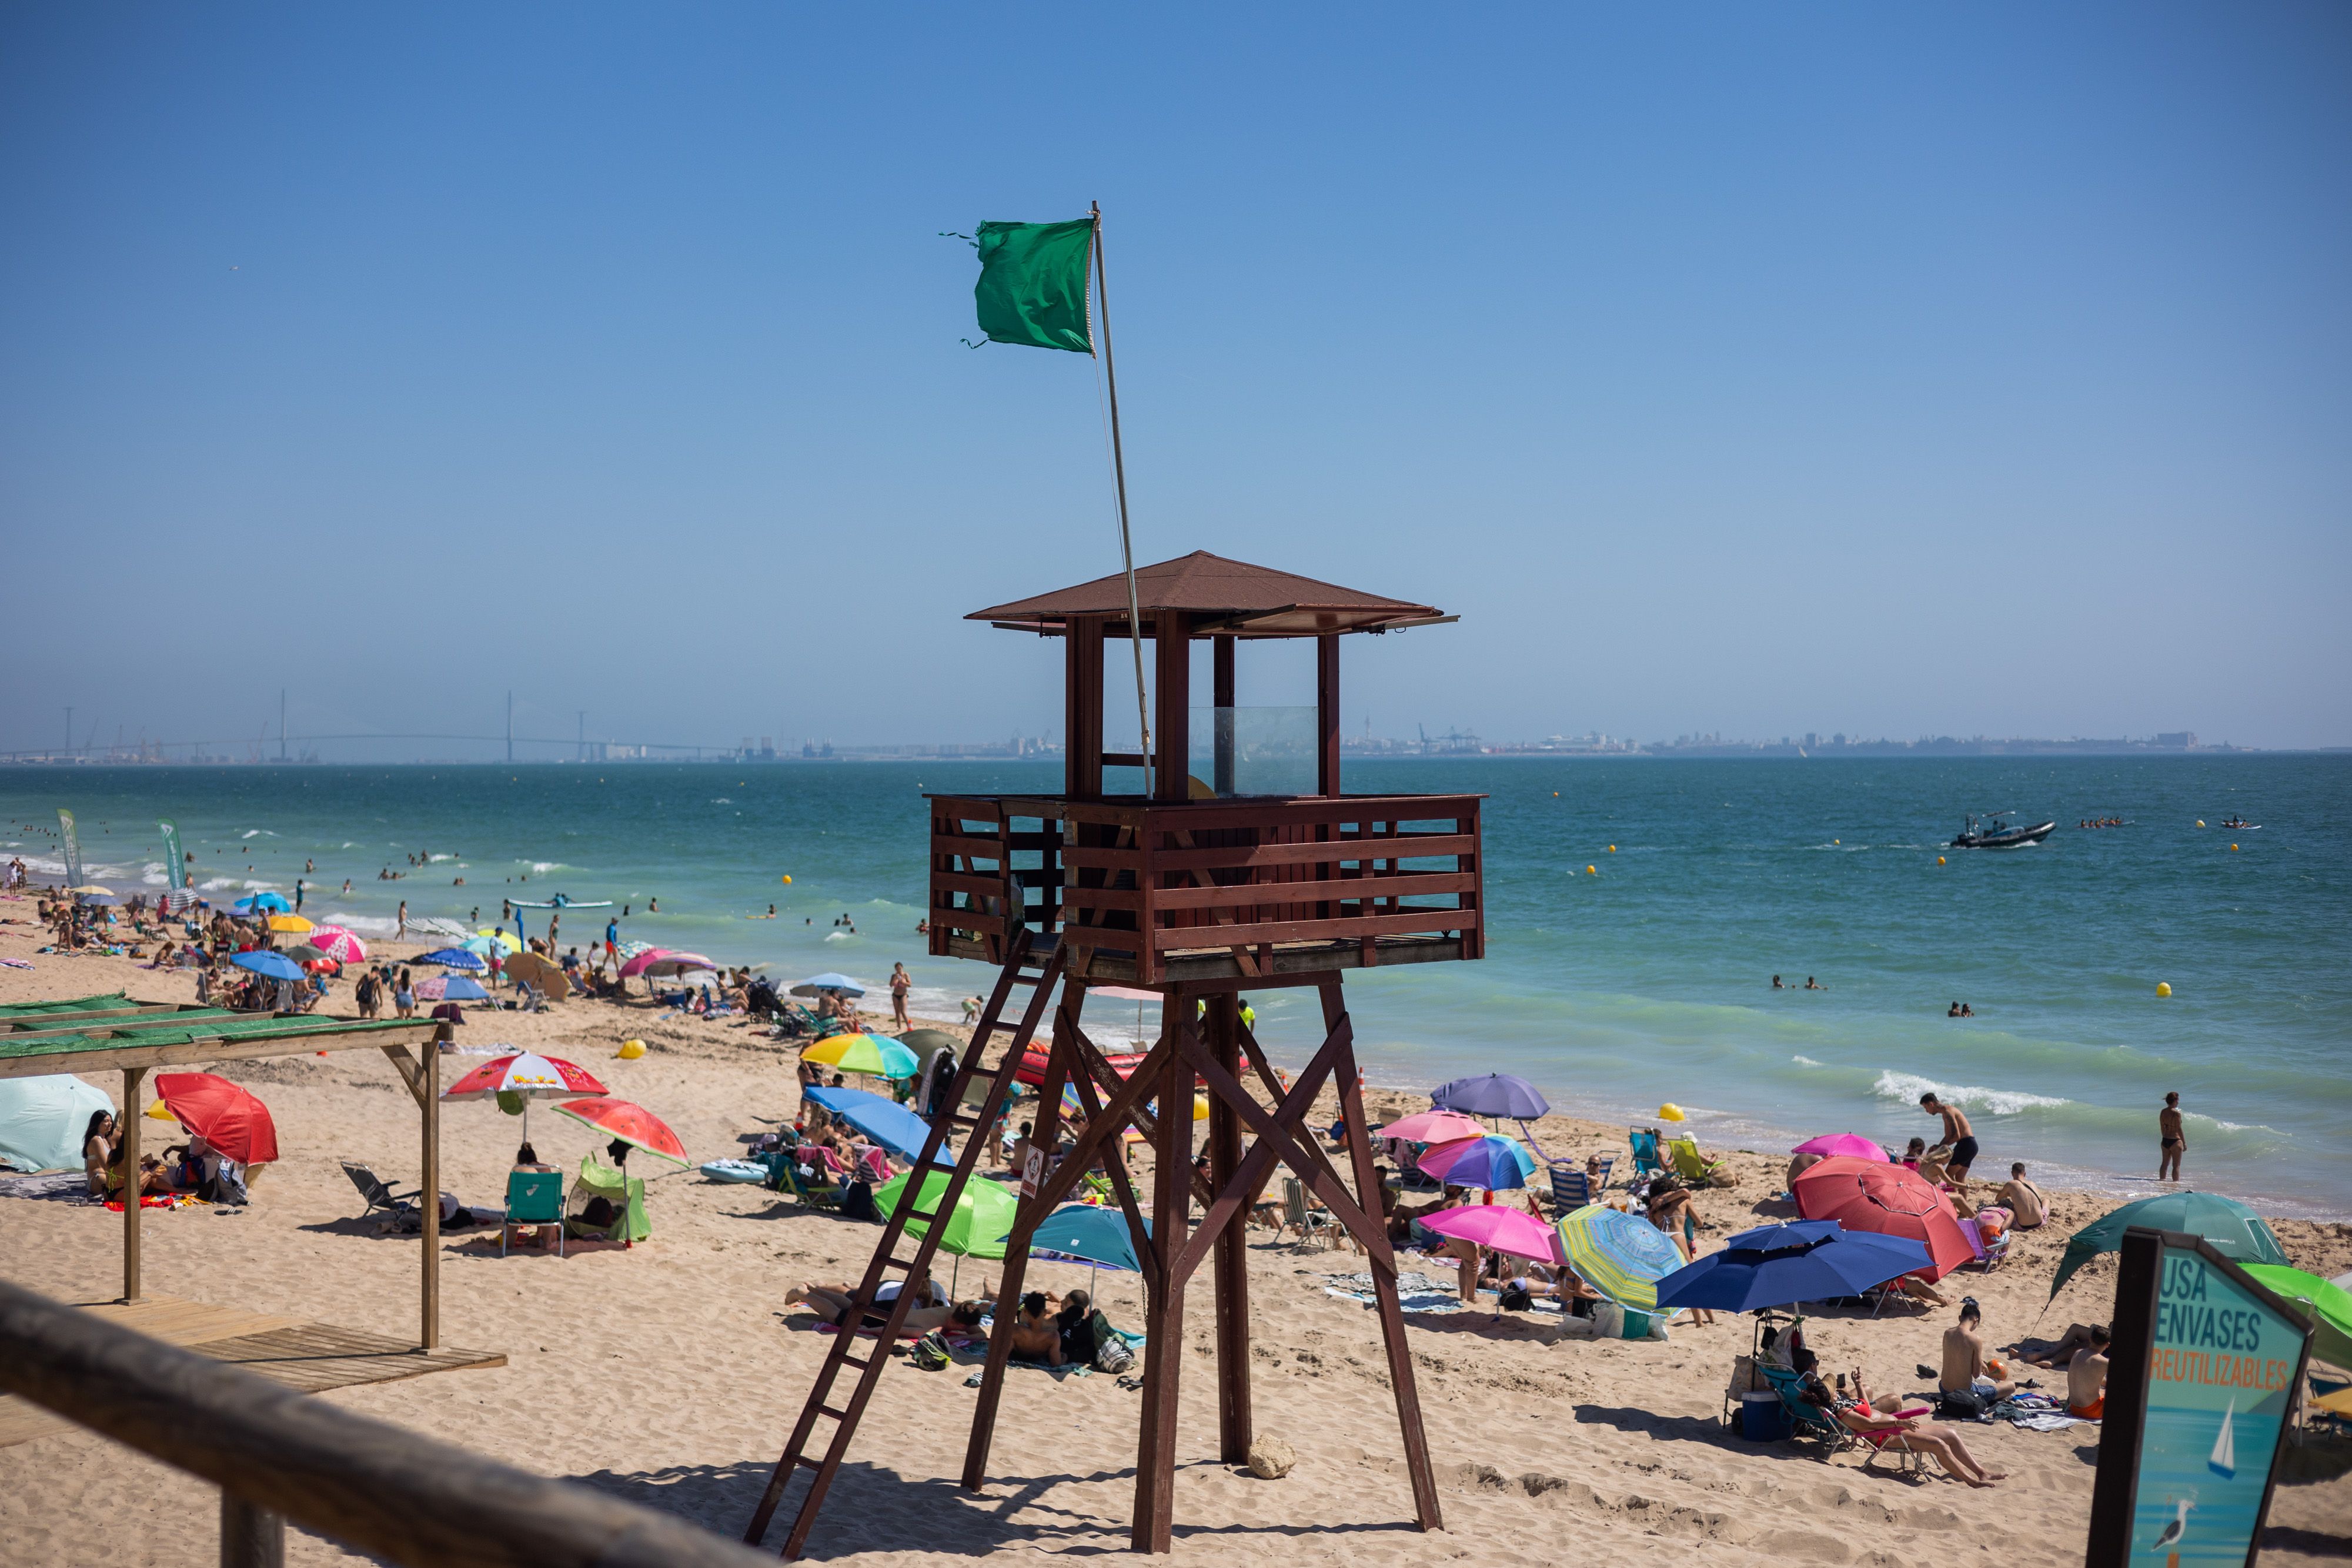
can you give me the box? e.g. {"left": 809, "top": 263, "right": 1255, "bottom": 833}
{"left": 803, "top": 1085, "right": 953, "bottom": 1166}
{"left": 1431, "top": 1074, "right": 1551, "bottom": 1119}
{"left": 427, "top": 974, "right": 490, "bottom": 1002}
{"left": 1018, "top": 1201, "right": 1152, "bottom": 1299}
{"left": 1654, "top": 1220, "right": 1934, "bottom": 1314}
{"left": 790, "top": 972, "right": 867, "bottom": 998}
{"left": 419, "top": 947, "right": 489, "bottom": 971}
{"left": 229, "top": 892, "right": 292, "bottom": 917}
{"left": 230, "top": 950, "right": 305, "bottom": 982}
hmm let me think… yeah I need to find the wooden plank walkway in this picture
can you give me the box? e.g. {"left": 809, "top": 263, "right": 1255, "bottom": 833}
{"left": 0, "top": 1295, "right": 503, "bottom": 1447}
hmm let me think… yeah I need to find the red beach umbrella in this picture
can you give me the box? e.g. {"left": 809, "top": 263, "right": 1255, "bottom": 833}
{"left": 1792, "top": 1156, "right": 1973, "bottom": 1280}
{"left": 153, "top": 1072, "right": 279, "bottom": 1166}
{"left": 553, "top": 1097, "right": 690, "bottom": 1168}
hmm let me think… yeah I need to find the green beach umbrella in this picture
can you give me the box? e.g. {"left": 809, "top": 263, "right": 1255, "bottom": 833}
{"left": 2049, "top": 1191, "right": 2288, "bottom": 1299}
{"left": 2239, "top": 1265, "right": 2352, "bottom": 1372}
{"left": 873, "top": 1168, "right": 1017, "bottom": 1262}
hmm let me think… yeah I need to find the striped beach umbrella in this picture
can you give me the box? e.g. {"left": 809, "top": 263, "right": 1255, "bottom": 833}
{"left": 1556, "top": 1203, "right": 1685, "bottom": 1311}
{"left": 803, "top": 1032, "right": 920, "bottom": 1079}
{"left": 309, "top": 925, "right": 368, "bottom": 964}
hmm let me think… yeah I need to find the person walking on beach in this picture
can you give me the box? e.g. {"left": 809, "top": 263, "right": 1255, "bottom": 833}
{"left": 1920, "top": 1091, "right": 1977, "bottom": 1181}
{"left": 2158, "top": 1092, "right": 2186, "bottom": 1181}
{"left": 889, "top": 963, "right": 912, "bottom": 1031}
{"left": 396, "top": 900, "right": 407, "bottom": 939}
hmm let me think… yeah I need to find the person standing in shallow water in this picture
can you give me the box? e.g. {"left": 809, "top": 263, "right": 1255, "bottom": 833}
{"left": 2158, "top": 1092, "right": 2186, "bottom": 1181}
{"left": 890, "top": 962, "right": 912, "bottom": 1030}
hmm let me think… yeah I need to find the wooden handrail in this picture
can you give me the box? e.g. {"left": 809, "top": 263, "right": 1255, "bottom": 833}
{"left": 0, "top": 1281, "right": 782, "bottom": 1568}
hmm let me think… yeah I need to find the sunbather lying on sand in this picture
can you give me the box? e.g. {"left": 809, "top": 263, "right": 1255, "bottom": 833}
{"left": 786, "top": 1275, "right": 980, "bottom": 1335}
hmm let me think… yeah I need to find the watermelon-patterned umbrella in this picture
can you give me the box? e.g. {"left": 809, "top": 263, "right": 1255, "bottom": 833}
{"left": 442, "top": 1052, "right": 609, "bottom": 1145}
{"left": 554, "top": 1096, "right": 690, "bottom": 1168}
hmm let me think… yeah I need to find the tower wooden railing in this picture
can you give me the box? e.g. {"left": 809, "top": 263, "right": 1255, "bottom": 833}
{"left": 0, "top": 1280, "right": 779, "bottom": 1568}
{"left": 927, "top": 793, "right": 1482, "bottom": 985}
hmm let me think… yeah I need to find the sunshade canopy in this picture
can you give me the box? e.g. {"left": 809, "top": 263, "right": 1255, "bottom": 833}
{"left": 876, "top": 1167, "right": 1017, "bottom": 1259}
{"left": 1023, "top": 1201, "right": 1150, "bottom": 1272}
{"left": 154, "top": 1072, "right": 279, "bottom": 1165}
{"left": 2238, "top": 1265, "right": 2352, "bottom": 1372}
{"left": 1375, "top": 1109, "right": 1486, "bottom": 1145}
{"left": 442, "top": 1052, "right": 608, "bottom": 1102}
{"left": 230, "top": 951, "right": 306, "bottom": 982}
{"left": 801, "top": 1085, "right": 951, "bottom": 1165}
{"left": 1792, "top": 1155, "right": 1975, "bottom": 1281}
{"left": 1416, "top": 1203, "right": 1559, "bottom": 1263}
{"left": 1653, "top": 1220, "right": 1932, "bottom": 1313}
{"left": 1430, "top": 1074, "right": 1550, "bottom": 1119}
{"left": 1556, "top": 1203, "right": 1686, "bottom": 1310}
{"left": 419, "top": 947, "right": 487, "bottom": 971}
{"left": 789, "top": 973, "right": 866, "bottom": 998}
{"left": 0, "top": 1074, "right": 115, "bottom": 1172}
{"left": 970, "top": 550, "right": 1444, "bottom": 640}
{"left": 2049, "top": 1191, "right": 2289, "bottom": 1299}
{"left": 803, "top": 1034, "right": 920, "bottom": 1079}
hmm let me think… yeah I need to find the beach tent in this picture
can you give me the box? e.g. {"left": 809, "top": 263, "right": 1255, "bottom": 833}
{"left": 0, "top": 1074, "right": 114, "bottom": 1172}
{"left": 2049, "top": 1191, "right": 2288, "bottom": 1299}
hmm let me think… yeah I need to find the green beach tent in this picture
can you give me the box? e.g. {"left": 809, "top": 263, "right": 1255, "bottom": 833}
{"left": 873, "top": 1168, "right": 1017, "bottom": 1262}
{"left": 2049, "top": 1191, "right": 2288, "bottom": 1299}
{"left": 2240, "top": 1265, "right": 2352, "bottom": 1373}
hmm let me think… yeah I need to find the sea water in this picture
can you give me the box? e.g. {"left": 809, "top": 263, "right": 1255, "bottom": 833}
{"left": 7, "top": 754, "right": 2346, "bottom": 1216}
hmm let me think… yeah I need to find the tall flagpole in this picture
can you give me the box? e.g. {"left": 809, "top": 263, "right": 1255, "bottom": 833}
{"left": 1091, "top": 200, "right": 1152, "bottom": 797}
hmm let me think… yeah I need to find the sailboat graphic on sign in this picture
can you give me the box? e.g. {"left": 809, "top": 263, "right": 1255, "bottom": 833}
{"left": 2208, "top": 1396, "right": 2237, "bottom": 1479}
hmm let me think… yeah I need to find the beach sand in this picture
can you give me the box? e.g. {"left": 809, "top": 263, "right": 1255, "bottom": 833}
{"left": 2, "top": 923, "right": 2347, "bottom": 1566}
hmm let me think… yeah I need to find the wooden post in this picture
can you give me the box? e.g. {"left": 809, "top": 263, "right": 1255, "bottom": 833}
{"left": 121, "top": 1066, "right": 145, "bottom": 1303}
{"left": 1067, "top": 616, "right": 1105, "bottom": 798}
{"left": 1326, "top": 981, "right": 1441, "bottom": 1532}
{"left": 1132, "top": 997, "right": 1195, "bottom": 1552}
{"left": 1207, "top": 992, "right": 1251, "bottom": 1463}
{"left": 422, "top": 1025, "right": 445, "bottom": 1350}
{"left": 220, "top": 1491, "right": 285, "bottom": 1568}
{"left": 1315, "top": 633, "right": 1341, "bottom": 798}
{"left": 1153, "top": 611, "right": 1190, "bottom": 801}
{"left": 1211, "top": 634, "right": 1235, "bottom": 797}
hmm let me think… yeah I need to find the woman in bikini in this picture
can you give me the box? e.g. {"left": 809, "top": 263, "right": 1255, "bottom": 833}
{"left": 1811, "top": 1368, "right": 2004, "bottom": 1487}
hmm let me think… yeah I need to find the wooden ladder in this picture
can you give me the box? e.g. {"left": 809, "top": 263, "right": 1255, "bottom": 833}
{"left": 744, "top": 928, "right": 1065, "bottom": 1557}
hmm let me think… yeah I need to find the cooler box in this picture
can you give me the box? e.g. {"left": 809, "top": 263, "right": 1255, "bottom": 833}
{"left": 1739, "top": 1390, "right": 1790, "bottom": 1441}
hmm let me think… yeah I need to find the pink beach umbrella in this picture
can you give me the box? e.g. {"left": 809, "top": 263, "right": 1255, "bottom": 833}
{"left": 309, "top": 925, "right": 367, "bottom": 964}
{"left": 1792, "top": 1134, "right": 1890, "bottom": 1162}
{"left": 618, "top": 947, "right": 719, "bottom": 979}
{"left": 1416, "top": 1203, "right": 1563, "bottom": 1263}
{"left": 1376, "top": 1109, "right": 1487, "bottom": 1145}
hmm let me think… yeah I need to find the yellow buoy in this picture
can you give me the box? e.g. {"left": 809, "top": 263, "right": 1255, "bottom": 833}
{"left": 1608, "top": 844, "right": 1616, "bottom": 852}
{"left": 2196, "top": 820, "right": 2205, "bottom": 828}
{"left": 2231, "top": 844, "right": 2239, "bottom": 852}
{"left": 780, "top": 874, "right": 792, "bottom": 884}
{"left": 1936, "top": 855, "right": 1947, "bottom": 865}
{"left": 2155, "top": 982, "right": 2172, "bottom": 998}
{"left": 1586, "top": 865, "right": 1597, "bottom": 875}
{"left": 1658, "top": 1103, "right": 1686, "bottom": 1122}
{"left": 617, "top": 1038, "right": 647, "bottom": 1059}
{"left": 1834, "top": 838, "right": 1840, "bottom": 845}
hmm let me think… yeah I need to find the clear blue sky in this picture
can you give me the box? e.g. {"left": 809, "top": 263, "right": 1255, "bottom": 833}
{"left": 4, "top": 4, "right": 2347, "bottom": 757}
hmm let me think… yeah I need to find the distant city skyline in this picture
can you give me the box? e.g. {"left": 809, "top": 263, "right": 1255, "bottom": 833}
{"left": 4, "top": 7, "right": 2348, "bottom": 751}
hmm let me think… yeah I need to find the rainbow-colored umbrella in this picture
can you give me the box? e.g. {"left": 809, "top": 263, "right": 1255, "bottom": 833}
{"left": 1416, "top": 1134, "right": 1536, "bottom": 1192}
{"left": 1556, "top": 1203, "right": 1685, "bottom": 1310}
{"left": 803, "top": 1033, "right": 920, "bottom": 1079}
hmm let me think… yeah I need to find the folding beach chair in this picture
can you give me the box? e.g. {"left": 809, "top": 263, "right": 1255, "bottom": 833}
{"left": 501, "top": 1169, "right": 566, "bottom": 1257}
{"left": 1548, "top": 1164, "right": 1592, "bottom": 1217}
{"left": 1957, "top": 1215, "right": 2011, "bottom": 1272}
{"left": 1759, "top": 1363, "right": 1925, "bottom": 1475}
{"left": 780, "top": 1161, "right": 844, "bottom": 1211}
{"left": 1628, "top": 1127, "right": 1668, "bottom": 1180}
{"left": 1282, "top": 1176, "right": 1341, "bottom": 1251}
{"left": 340, "top": 1161, "right": 420, "bottom": 1221}
{"left": 1591, "top": 1154, "right": 1617, "bottom": 1191}
{"left": 1668, "top": 1135, "right": 1730, "bottom": 1188}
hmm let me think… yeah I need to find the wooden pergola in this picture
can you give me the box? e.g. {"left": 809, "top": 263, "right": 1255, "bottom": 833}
{"left": 0, "top": 995, "right": 450, "bottom": 1346}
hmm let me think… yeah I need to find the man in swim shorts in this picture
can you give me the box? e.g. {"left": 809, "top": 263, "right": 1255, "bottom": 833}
{"left": 2065, "top": 1325, "right": 2110, "bottom": 1418}
{"left": 2159, "top": 1091, "right": 2185, "bottom": 1181}
{"left": 1920, "top": 1091, "right": 1977, "bottom": 1180}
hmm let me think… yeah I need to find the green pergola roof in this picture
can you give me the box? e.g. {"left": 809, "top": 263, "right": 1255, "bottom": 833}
{"left": 0, "top": 993, "right": 442, "bottom": 1081}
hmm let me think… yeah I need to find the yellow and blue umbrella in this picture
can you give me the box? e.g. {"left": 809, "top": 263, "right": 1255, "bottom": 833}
{"left": 803, "top": 1033, "right": 920, "bottom": 1079}
{"left": 1556, "top": 1203, "right": 1684, "bottom": 1311}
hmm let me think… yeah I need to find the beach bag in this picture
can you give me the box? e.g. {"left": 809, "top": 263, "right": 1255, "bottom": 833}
{"left": 1498, "top": 1282, "right": 1534, "bottom": 1312}
{"left": 838, "top": 1180, "right": 878, "bottom": 1223}
{"left": 1727, "top": 1353, "right": 1762, "bottom": 1402}
{"left": 912, "top": 1332, "right": 952, "bottom": 1372}
{"left": 1096, "top": 1335, "right": 1135, "bottom": 1374}
{"left": 1937, "top": 1388, "right": 1987, "bottom": 1420}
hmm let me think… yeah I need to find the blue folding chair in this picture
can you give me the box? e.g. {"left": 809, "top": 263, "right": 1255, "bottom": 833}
{"left": 1628, "top": 1127, "right": 1668, "bottom": 1180}
{"left": 1548, "top": 1164, "right": 1592, "bottom": 1216}
{"left": 502, "top": 1169, "right": 566, "bottom": 1257}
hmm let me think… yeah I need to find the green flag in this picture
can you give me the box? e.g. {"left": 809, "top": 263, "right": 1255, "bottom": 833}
{"left": 973, "top": 218, "right": 1094, "bottom": 353}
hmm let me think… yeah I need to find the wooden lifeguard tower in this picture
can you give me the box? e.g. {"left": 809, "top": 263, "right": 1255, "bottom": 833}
{"left": 745, "top": 550, "right": 1484, "bottom": 1556}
